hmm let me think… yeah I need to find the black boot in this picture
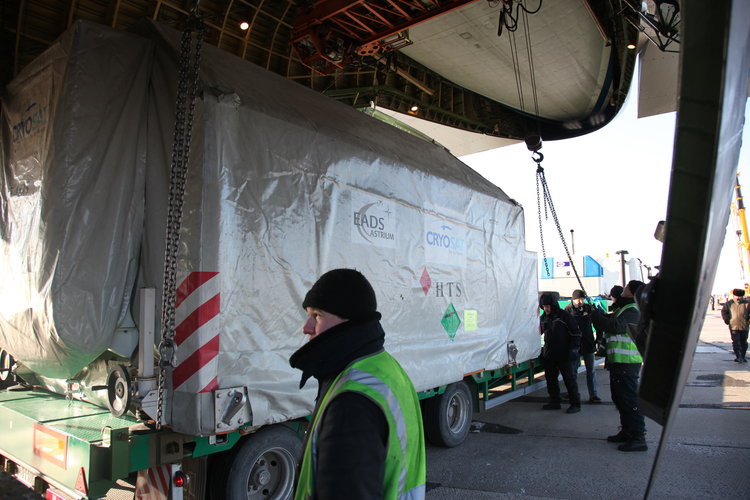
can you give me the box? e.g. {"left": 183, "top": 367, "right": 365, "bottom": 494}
{"left": 607, "top": 429, "right": 630, "bottom": 443}
{"left": 618, "top": 433, "right": 647, "bottom": 452}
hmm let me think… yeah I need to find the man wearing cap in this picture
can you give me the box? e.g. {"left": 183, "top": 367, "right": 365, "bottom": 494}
{"left": 608, "top": 285, "right": 623, "bottom": 312}
{"left": 590, "top": 279, "right": 647, "bottom": 452}
{"left": 565, "top": 290, "right": 601, "bottom": 404}
{"left": 539, "top": 293, "right": 583, "bottom": 413}
{"left": 720, "top": 288, "right": 749, "bottom": 363}
{"left": 290, "top": 268, "right": 426, "bottom": 499}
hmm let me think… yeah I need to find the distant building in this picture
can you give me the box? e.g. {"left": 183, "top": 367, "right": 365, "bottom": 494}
{"left": 539, "top": 255, "right": 624, "bottom": 297}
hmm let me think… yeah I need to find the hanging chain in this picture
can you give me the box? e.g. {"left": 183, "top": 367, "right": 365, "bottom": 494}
{"left": 534, "top": 154, "right": 588, "bottom": 298}
{"left": 535, "top": 153, "right": 550, "bottom": 279}
{"left": 156, "top": 12, "right": 205, "bottom": 430}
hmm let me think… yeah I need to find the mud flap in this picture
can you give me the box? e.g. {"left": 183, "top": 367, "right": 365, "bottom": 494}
{"left": 136, "top": 464, "right": 183, "bottom": 500}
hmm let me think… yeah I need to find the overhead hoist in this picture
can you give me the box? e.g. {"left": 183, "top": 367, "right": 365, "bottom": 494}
{"left": 527, "top": 136, "right": 590, "bottom": 301}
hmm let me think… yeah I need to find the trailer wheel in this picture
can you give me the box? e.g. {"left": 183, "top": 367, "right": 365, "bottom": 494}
{"left": 213, "top": 425, "right": 302, "bottom": 500}
{"left": 422, "top": 381, "right": 472, "bottom": 448}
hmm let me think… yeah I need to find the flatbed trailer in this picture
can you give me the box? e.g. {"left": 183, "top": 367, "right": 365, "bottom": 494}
{"left": 0, "top": 360, "right": 546, "bottom": 499}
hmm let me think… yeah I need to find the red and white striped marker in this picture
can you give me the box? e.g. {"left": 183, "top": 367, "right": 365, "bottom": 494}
{"left": 172, "top": 272, "right": 220, "bottom": 394}
{"left": 135, "top": 464, "right": 170, "bottom": 500}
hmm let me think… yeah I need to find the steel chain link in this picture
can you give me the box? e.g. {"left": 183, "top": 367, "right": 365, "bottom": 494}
{"left": 535, "top": 158, "right": 588, "bottom": 298}
{"left": 156, "top": 12, "right": 205, "bottom": 430}
{"left": 536, "top": 166, "right": 550, "bottom": 280}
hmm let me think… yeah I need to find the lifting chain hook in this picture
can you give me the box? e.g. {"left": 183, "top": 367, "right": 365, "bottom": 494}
{"left": 532, "top": 151, "right": 544, "bottom": 166}
{"left": 158, "top": 339, "right": 176, "bottom": 368}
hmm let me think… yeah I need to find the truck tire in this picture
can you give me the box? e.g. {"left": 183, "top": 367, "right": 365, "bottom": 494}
{"left": 211, "top": 425, "right": 302, "bottom": 500}
{"left": 422, "top": 381, "right": 472, "bottom": 448}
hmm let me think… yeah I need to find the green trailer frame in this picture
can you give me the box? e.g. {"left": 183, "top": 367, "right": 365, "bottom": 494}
{"left": 0, "top": 352, "right": 551, "bottom": 499}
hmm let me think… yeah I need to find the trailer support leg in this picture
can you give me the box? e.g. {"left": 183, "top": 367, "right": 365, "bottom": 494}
{"left": 138, "top": 288, "right": 157, "bottom": 397}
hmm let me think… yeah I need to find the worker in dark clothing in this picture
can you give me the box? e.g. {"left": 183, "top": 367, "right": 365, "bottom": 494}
{"left": 565, "top": 290, "right": 601, "bottom": 403}
{"left": 539, "top": 293, "right": 582, "bottom": 413}
{"left": 591, "top": 280, "right": 647, "bottom": 452}
{"left": 290, "top": 269, "right": 426, "bottom": 499}
{"left": 608, "top": 285, "right": 623, "bottom": 312}
{"left": 720, "top": 288, "right": 750, "bottom": 362}
{"left": 596, "top": 285, "right": 624, "bottom": 358}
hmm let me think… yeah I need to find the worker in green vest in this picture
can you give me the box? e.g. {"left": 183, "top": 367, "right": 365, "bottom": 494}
{"left": 590, "top": 279, "right": 648, "bottom": 452}
{"left": 290, "top": 268, "right": 426, "bottom": 499}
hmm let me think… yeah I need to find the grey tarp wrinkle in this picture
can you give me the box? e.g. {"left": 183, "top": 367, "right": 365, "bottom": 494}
{"left": 0, "top": 21, "right": 152, "bottom": 379}
{"left": 1, "top": 20, "right": 539, "bottom": 435}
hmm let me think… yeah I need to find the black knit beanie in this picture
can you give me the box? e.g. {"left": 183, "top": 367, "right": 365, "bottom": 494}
{"left": 539, "top": 293, "right": 557, "bottom": 307}
{"left": 302, "top": 269, "right": 377, "bottom": 320}
{"left": 627, "top": 280, "right": 646, "bottom": 296}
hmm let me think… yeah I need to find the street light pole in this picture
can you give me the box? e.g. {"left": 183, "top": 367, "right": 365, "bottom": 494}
{"left": 570, "top": 229, "right": 575, "bottom": 255}
{"left": 616, "top": 250, "right": 629, "bottom": 287}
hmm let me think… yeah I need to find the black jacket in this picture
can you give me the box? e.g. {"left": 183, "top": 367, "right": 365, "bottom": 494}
{"left": 540, "top": 303, "right": 581, "bottom": 361}
{"left": 564, "top": 302, "right": 598, "bottom": 354}
{"left": 590, "top": 297, "right": 640, "bottom": 337}
{"left": 289, "top": 313, "right": 388, "bottom": 500}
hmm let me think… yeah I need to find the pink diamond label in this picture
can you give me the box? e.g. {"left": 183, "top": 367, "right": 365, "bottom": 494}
{"left": 420, "top": 267, "right": 432, "bottom": 295}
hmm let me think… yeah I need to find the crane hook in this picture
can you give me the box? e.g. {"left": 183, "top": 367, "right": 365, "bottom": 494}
{"left": 532, "top": 151, "right": 544, "bottom": 171}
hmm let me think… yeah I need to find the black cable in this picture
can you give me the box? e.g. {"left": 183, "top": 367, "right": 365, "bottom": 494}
{"left": 521, "top": 2, "right": 540, "bottom": 118}
{"left": 497, "top": 0, "right": 543, "bottom": 37}
{"left": 508, "top": 28, "right": 525, "bottom": 111}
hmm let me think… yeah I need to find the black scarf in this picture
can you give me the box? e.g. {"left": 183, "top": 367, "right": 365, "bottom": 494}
{"left": 615, "top": 297, "right": 636, "bottom": 310}
{"left": 289, "top": 312, "right": 385, "bottom": 390}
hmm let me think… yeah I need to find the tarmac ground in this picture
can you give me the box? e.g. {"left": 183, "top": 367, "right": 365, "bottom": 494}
{"left": 425, "top": 309, "right": 750, "bottom": 499}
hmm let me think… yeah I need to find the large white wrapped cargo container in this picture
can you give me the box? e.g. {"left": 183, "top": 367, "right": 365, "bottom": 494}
{"left": 1, "top": 20, "right": 539, "bottom": 436}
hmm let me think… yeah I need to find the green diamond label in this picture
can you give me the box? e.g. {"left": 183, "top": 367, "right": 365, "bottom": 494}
{"left": 441, "top": 303, "right": 461, "bottom": 340}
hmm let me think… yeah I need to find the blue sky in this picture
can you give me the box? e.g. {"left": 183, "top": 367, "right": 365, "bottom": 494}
{"left": 462, "top": 92, "right": 750, "bottom": 295}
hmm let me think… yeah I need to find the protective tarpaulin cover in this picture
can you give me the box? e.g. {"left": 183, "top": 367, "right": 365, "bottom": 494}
{"left": 1, "top": 20, "right": 539, "bottom": 435}
{"left": 137, "top": 22, "right": 539, "bottom": 434}
{"left": 0, "top": 22, "right": 151, "bottom": 378}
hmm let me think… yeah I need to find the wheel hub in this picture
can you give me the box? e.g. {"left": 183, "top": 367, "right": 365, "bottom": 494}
{"left": 254, "top": 467, "right": 271, "bottom": 486}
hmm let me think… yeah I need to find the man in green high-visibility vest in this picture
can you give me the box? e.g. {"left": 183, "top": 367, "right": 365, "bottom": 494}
{"left": 290, "top": 269, "right": 426, "bottom": 499}
{"left": 591, "top": 279, "right": 647, "bottom": 452}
